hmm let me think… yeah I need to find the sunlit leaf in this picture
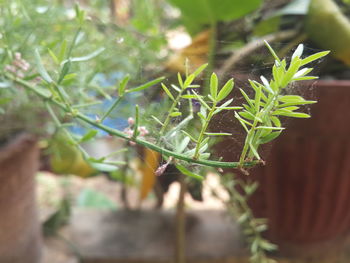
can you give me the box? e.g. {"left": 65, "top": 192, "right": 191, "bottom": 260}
{"left": 127, "top": 76, "right": 165, "bottom": 93}
{"left": 193, "top": 63, "right": 208, "bottom": 77}
{"left": 217, "top": 78, "right": 234, "bottom": 101}
{"left": 162, "top": 83, "right": 175, "bottom": 101}
{"left": 210, "top": 72, "right": 218, "bottom": 99}
{"left": 204, "top": 132, "right": 232, "bottom": 136}
{"left": 170, "top": 112, "right": 182, "bottom": 117}
{"left": 301, "top": 51, "right": 330, "bottom": 66}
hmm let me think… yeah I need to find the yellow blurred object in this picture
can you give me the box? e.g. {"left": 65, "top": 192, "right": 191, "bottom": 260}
{"left": 306, "top": 0, "right": 350, "bottom": 65}
{"left": 49, "top": 131, "right": 96, "bottom": 178}
{"left": 165, "top": 29, "right": 211, "bottom": 73}
{"left": 139, "top": 147, "right": 161, "bottom": 201}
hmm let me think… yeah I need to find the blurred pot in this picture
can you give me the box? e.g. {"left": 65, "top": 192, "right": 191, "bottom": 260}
{"left": 0, "top": 134, "right": 42, "bottom": 263}
{"left": 215, "top": 80, "right": 350, "bottom": 258}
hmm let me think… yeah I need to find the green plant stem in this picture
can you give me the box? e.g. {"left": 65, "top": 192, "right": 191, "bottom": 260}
{"left": 67, "top": 27, "right": 82, "bottom": 58}
{"left": 52, "top": 82, "right": 70, "bottom": 106}
{"left": 175, "top": 174, "right": 186, "bottom": 263}
{"left": 100, "top": 96, "right": 123, "bottom": 122}
{"left": 8, "top": 74, "right": 259, "bottom": 169}
{"left": 225, "top": 181, "right": 275, "bottom": 262}
{"left": 45, "top": 101, "right": 61, "bottom": 127}
{"left": 239, "top": 117, "right": 260, "bottom": 165}
{"left": 214, "top": 176, "right": 276, "bottom": 263}
{"left": 239, "top": 94, "right": 279, "bottom": 166}
{"left": 132, "top": 105, "right": 139, "bottom": 139}
{"left": 159, "top": 92, "right": 183, "bottom": 136}
{"left": 193, "top": 102, "right": 216, "bottom": 159}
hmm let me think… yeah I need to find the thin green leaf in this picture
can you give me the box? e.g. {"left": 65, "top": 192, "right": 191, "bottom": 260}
{"left": 165, "top": 115, "right": 193, "bottom": 138}
{"left": 193, "top": 63, "right": 208, "bottom": 77}
{"left": 210, "top": 72, "right": 218, "bottom": 99}
{"left": 260, "top": 75, "right": 275, "bottom": 94}
{"left": 64, "top": 47, "right": 105, "bottom": 63}
{"left": 88, "top": 160, "right": 118, "bottom": 172}
{"left": 181, "top": 130, "right": 197, "bottom": 142}
{"left": 279, "top": 95, "right": 304, "bottom": 103}
{"left": 178, "top": 73, "right": 184, "bottom": 88}
{"left": 281, "top": 57, "right": 302, "bottom": 88}
{"left": 240, "top": 88, "right": 254, "bottom": 108}
{"left": 264, "top": 40, "right": 281, "bottom": 63}
{"left": 170, "top": 112, "right": 182, "bottom": 117}
{"left": 278, "top": 100, "right": 317, "bottom": 108}
{"left": 197, "top": 112, "right": 207, "bottom": 123}
{"left": 199, "top": 152, "right": 210, "bottom": 160}
{"left": 291, "top": 44, "right": 304, "bottom": 60}
{"left": 239, "top": 111, "right": 255, "bottom": 121}
{"left": 235, "top": 112, "right": 252, "bottom": 129}
{"left": 218, "top": 98, "right": 233, "bottom": 108}
{"left": 192, "top": 90, "right": 211, "bottom": 110}
{"left": 216, "top": 106, "right": 242, "bottom": 110}
{"left": 254, "top": 85, "right": 262, "bottom": 112}
{"left": 292, "top": 76, "right": 318, "bottom": 81}
{"left": 273, "top": 110, "right": 311, "bottom": 118}
{"left": 171, "top": 84, "right": 181, "bottom": 92}
{"left": 217, "top": 78, "right": 234, "bottom": 101}
{"left": 271, "top": 116, "right": 281, "bottom": 127}
{"left": 184, "top": 73, "right": 195, "bottom": 88}
{"left": 204, "top": 132, "right": 232, "bottom": 136}
{"left": 34, "top": 49, "right": 53, "bottom": 83}
{"left": 293, "top": 67, "right": 312, "bottom": 78}
{"left": 175, "top": 164, "right": 203, "bottom": 181}
{"left": 118, "top": 74, "right": 130, "bottom": 97}
{"left": 48, "top": 48, "right": 59, "bottom": 64}
{"left": 200, "top": 137, "right": 210, "bottom": 148}
{"left": 249, "top": 142, "right": 260, "bottom": 159}
{"left": 259, "top": 131, "right": 281, "bottom": 144}
{"left": 72, "top": 101, "right": 102, "bottom": 109}
{"left": 151, "top": 115, "right": 164, "bottom": 126}
{"left": 63, "top": 73, "right": 77, "bottom": 82}
{"left": 255, "top": 126, "right": 284, "bottom": 130}
{"left": 161, "top": 83, "right": 175, "bottom": 101}
{"left": 80, "top": 130, "right": 98, "bottom": 142}
{"left": 58, "top": 60, "right": 71, "bottom": 84}
{"left": 181, "top": 94, "right": 197, "bottom": 99}
{"left": 177, "top": 136, "right": 190, "bottom": 154}
{"left": 58, "top": 40, "right": 67, "bottom": 63}
{"left": 127, "top": 76, "right": 165, "bottom": 93}
{"left": 301, "top": 51, "right": 330, "bottom": 66}
{"left": 249, "top": 80, "right": 267, "bottom": 101}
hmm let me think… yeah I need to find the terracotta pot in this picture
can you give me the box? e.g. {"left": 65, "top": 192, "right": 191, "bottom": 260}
{"left": 215, "top": 80, "right": 350, "bottom": 257}
{"left": 0, "top": 134, "right": 42, "bottom": 263}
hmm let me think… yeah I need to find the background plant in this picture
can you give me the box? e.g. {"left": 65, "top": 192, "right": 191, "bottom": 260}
{"left": 0, "top": 2, "right": 330, "bottom": 262}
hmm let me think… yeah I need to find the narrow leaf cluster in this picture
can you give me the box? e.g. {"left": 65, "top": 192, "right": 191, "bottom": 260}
{"left": 236, "top": 42, "right": 329, "bottom": 165}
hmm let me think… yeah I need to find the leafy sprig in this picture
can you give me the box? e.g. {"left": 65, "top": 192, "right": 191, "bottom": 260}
{"left": 158, "top": 63, "right": 208, "bottom": 136}
{"left": 219, "top": 174, "right": 277, "bottom": 263}
{"left": 190, "top": 73, "right": 241, "bottom": 160}
{"left": 236, "top": 42, "right": 329, "bottom": 166}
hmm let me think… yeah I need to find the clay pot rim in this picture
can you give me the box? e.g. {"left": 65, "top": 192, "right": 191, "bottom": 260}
{"left": 306, "top": 79, "right": 350, "bottom": 88}
{"left": 0, "top": 133, "right": 37, "bottom": 163}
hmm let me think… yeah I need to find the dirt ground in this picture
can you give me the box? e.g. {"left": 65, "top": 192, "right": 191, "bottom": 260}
{"left": 37, "top": 172, "right": 228, "bottom": 263}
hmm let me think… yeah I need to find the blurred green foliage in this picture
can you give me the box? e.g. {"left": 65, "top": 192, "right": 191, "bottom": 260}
{"left": 167, "top": 0, "right": 262, "bottom": 34}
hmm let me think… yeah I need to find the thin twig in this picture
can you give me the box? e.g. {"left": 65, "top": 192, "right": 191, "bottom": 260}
{"left": 6, "top": 73, "right": 260, "bottom": 169}
{"left": 175, "top": 174, "right": 186, "bottom": 263}
{"left": 218, "top": 30, "right": 299, "bottom": 77}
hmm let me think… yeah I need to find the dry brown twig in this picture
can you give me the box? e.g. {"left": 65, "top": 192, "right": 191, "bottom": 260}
{"left": 218, "top": 30, "right": 300, "bottom": 77}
